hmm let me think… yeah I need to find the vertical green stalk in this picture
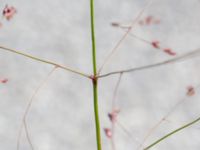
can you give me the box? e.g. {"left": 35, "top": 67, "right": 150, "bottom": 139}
{"left": 90, "top": 0, "right": 102, "bottom": 150}
{"left": 90, "top": 0, "right": 97, "bottom": 74}
{"left": 92, "top": 80, "right": 102, "bottom": 150}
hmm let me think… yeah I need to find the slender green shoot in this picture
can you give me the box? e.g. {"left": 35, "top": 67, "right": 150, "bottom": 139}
{"left": 144, "top": 116, "right": 200, "bottom": 150}
{"left": 90, "top": 0, "right": 97, "bottom": 75}
{"left": 90, "top": 0, "right": 102, "bottom": 150}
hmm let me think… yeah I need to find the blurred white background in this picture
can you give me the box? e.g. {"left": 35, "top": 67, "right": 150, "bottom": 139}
{"left": 0, "top": 0, "right": 200, "bottom": 149}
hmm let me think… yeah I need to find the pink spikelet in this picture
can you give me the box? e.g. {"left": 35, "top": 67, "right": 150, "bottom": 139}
{"left": 104, "top": 128, "right": 112, "bottom": 138}
{"left": 0, "top": 78, "right": 8, "bottom": 83}
{"left": 186, "top": 86, "right": 195, "bottom": 96}
{"left": 151, "top": 41, "right": 160, "bottom": 49}
{"left": 163, "top": 48, "right": 176, "bottom": 56}
{"left": 138, "top": 15, "right": 160, "bottom": 26}
{"left": 2, "top": 5, "right": 17, "bottom": 20}
{"left": 151, "top": 41, "right": 176, "bottom": 56}
{"left": 108, "top": 109, "right": 120, "bottom": 123}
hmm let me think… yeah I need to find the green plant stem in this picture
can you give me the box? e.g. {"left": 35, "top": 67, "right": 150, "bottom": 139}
{"left": 0, "top": 46, "right": 89, "bottom": 78}
{"left": 144, "top": 116, "right": 200, "bottom": 150}
{"left": 90, "top": 0, "right": 97, "bottom": 75}
{"left": 90, "top": 0, "right": 102, "bottom": 150}
{"left": 93, "top": 80, "right": 101, "bottom": 150}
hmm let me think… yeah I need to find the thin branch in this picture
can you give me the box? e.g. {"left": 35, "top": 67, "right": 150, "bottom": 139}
{"left": 111, "top": 73, "right": 123, "bottom": 150}
{"left": 112, "top": 24, "right": 151, "bottom": 45}
{"left": 23, "top": 119, "right": 34, "bottom": 150}
{"left": 0, "top": 45, "right": 90, "bottom": 78}
{"left": 112, "top": 73, "right": 123, "bottom": 109}
{"left": 97, "top": 0, "right": 153, "bottom": 75}
{"left": 98, "top": 48, "right": 200, "bottom": 78}
{"left": 107, "top": 73, "right": 141, "bottom": 148}
{"left": 138, "top": 83, "right": 200, "bottom": 150}
{"left": 17, "top": 66, "right": 57, "bottom": 150}
{"left": 144, "top": 115, "right": 200, "bottom": 150}
{"left": 116, "top": 120, "right": 141, "bottom": 145}
{"left": 120, "top": 28, "right": 176, "bottom": 56}
{"left": 138, "top": 98, "right": 188, "bottom": 149}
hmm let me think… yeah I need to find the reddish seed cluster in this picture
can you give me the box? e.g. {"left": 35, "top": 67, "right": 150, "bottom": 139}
{"left": 111, "top": 22, "right": 120, "bottom": 27}
{"left": 139, "top": 15, "right": 160, "bottom": 26}
{"left": 0, "top": 5, "right": 17, "bottom": 30}
{"left": 2, "top": 5, "right": 17, "bottom": 20}
{"left": 110, "top": 21, "right": 176, "bottom": 56}
{"left": 151, "top": 41, "right": 160, "bottom": 49}
{"left": 151, "top": 40, "right": 176, "bottom": 56}
{"left": 0, "top": 78, "right": 8, "bottom": 84}
{"left": 186, "top": 86, "right": 195, "bottom": 96}
{"left": 104, "top": 128, "right": 112, "bottom": 138}
{"left": 104, "top": 109, "right": 120, "bottom": 138}
{"left": 111, "top": 15, "right": 160, "bottom": 28}
{"left": 108, "top": 109, "right": 120, "bottom": 123}
{"left": 163, "top": 48, "right": 176, "bottom": 56}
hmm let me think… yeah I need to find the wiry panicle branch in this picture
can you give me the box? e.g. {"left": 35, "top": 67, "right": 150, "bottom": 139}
{"left": 138, "top": 84, "right": 200, "bottom": 150}
{"left": 0, "top": 46, "right": 90, "bottom": 78}
{"left": 17, "top": 67, "right": 57, "bottom": 150}
{"left": 97, "top": 0, "right": 153, "bottom": 75}
{"left": 98, "top": 48, "right": 200, "bottom": 78}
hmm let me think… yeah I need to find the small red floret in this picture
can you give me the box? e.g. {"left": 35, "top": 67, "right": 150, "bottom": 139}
{"left": 138, "top": 16, "right": 160, "bottom": 26}
{"left": 0, "top": 78, "right": 8, "bottom": 83}
{"left": 151, "top": 41, "right": 160, "bottom": 49}
{"left": 108, "top": 109, "right": 120, "bottom": 123}
{"left": 163, "top": 48, "right": 176, "bottom": 56}
{"left": 187, "top": 86, "right": 195, "bottom": 96}
{"left": 104, "top": 128, "right": 112, "bottom": 138}
{"left": 2, "top": 5, "right": 17, "bottom": 20}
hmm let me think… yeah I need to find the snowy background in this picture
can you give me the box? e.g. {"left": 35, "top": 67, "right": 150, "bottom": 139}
{"left": 0, "top": 0, "right": 200, "bottom": 150}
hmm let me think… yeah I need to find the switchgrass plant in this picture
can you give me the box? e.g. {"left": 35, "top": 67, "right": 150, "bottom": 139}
{"left": 1, "top": 0, "right": 200, "bottom": 150}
